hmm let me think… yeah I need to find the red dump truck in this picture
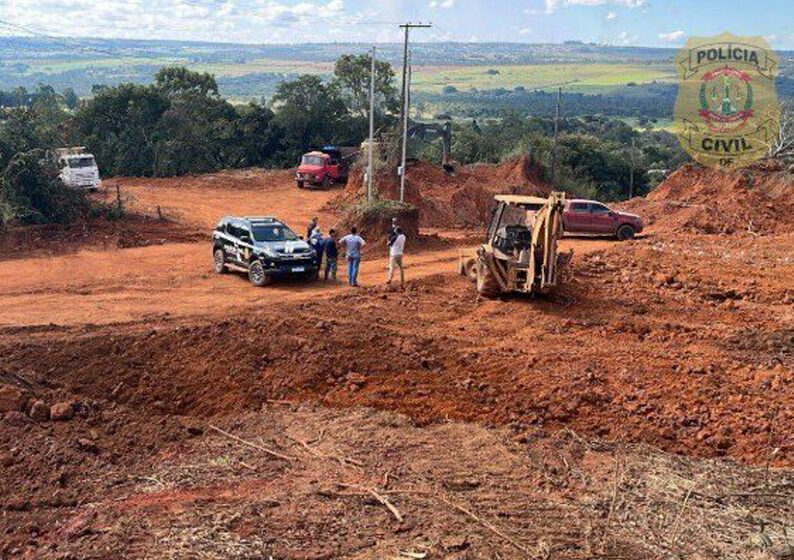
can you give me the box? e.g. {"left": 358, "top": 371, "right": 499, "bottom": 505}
{"left": 295, "top": 146, "right": 354, "bottom": 189}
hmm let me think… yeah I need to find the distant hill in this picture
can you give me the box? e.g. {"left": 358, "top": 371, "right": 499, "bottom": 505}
{"left": 0, "top": 36, "right": 791, "bottom": 117}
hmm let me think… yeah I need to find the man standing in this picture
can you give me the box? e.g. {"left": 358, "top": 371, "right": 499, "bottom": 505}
{"left": 307, "top": 217, "right": 318, "bottom": 240}
{"left": 386, "top": 226, "right": 406, "bottom": 289}
{"left": 323, "top": 229, "right": 339, "bottom": 283}
{"left": 339, "top": 227, "right": 366, "bottom": 287}
{"left": 309, "top": 227, "right": 324, "bottom": 269}
{"left": 387, "top": 217, "right": 399, "bottom": 247}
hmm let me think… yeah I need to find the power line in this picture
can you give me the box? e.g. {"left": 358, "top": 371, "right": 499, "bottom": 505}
{"left": 0, "top": 19, "right": 133, "bottom": 66}
{"left": 398, "top": 22, "right": 432, "bottom": 125}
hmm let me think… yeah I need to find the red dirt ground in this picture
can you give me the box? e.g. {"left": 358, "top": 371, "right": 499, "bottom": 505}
{"left": 1, "top": 163, "right": 793, "bottom": 559}
{"left": 333, "top": 155, "right": 550, "bottom": 229}
{"left": 620, "top": 160, "right": 794, "bottom": 235}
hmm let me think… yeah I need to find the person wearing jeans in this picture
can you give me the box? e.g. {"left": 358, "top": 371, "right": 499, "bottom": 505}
{"left": 386, "top": 227, "right": 406, "bottom": 288}
{"left": 323, "top": 229, "right": 339, "bottom": 282}
{"left": 339, "top": 227, "right": 366, "bottom": 287}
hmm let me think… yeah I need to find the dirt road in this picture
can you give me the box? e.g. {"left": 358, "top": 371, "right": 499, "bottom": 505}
{"left": 0, "top": 172, "right": 612, "bottom": 327}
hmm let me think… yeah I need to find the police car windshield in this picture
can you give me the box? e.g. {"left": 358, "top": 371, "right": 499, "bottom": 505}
{"left": 251, "top": 224, "right": 298, "bottom": 242}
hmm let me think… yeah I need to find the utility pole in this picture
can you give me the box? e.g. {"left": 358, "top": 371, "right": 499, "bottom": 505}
{"left": 550, "top": 87, "right": 561, "bottom": 189}
{"left": 629, "top": 137, "right": 635, "bottom": 200}
{"left": 367, "top": 45, "right": 376, "bottom": 202}
{"left": 400, "top": 51, "right": 412, "bottom": 203}
{"left": 399, "top": 22, "right": 431, "bottom": 132}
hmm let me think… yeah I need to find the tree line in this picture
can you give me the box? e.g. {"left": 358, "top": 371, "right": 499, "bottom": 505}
{"left": 1, "top": 52, "right": 690, "bottom": 225}
{"left": 415, "top": 112, "right": 689, "bottom": 201}
{"left": 0, "top": 55, "right": 398, "bottom": 178}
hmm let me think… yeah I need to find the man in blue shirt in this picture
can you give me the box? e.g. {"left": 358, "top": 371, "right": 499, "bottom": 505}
{"left": 323, "top": 229, "right": 339, "bottom": 282}
{"left": 338, "top": 227, "right": 366, "bottom": 287}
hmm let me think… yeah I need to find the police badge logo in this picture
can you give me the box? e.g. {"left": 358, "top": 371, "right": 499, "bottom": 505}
{"left": 674, "top": 32, "right": 780, "bottom": 169}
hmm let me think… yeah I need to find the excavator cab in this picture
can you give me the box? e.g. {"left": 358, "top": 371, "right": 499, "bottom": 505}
{"left": 460, "top": 192, "right": 571, "bottom": 297}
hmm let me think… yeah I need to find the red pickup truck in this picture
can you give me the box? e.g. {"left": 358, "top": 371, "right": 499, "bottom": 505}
{"left": 562, "top": 199, "right": 643, "bottom": 241}
{"left": 295, "top": 148, "right": 349, "bottom": 189}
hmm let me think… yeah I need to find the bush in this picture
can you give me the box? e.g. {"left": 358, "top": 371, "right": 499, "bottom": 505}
{"left": 0, "top": 150, "right": 91, "bottom": 226}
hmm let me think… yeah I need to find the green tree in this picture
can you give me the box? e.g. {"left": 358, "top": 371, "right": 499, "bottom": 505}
{"left": 153, "top": 95, "right": 238, "bottom": 176}
{"left": 154, "top": 67, "right": 219, "bottom": 98}
{"left": 332, "top": 54, "right": 398, "bottom": 118}
{"left": 72, "top": 84, "right": 170, "bottom": 176}
{"left": 63, "top": 88, "right": 79, "bottom": 110}
{"left": 0, "top": 150, "right": 89, "bottom": 225}
{"left": 272, "top": 75, "right": 350, "bottom": 160}
{"left": 233, "top": 103, "right": 285, "bottom": 167}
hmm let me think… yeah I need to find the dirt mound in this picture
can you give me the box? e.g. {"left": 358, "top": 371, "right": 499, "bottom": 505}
{"left": 0, "top": 214, "right": 203, "bottom": 261}
{"left": 621, "top": 161, "right": 794, "bottom": 235}
{"left": 333, "top": 155, "right": 550, "bottom": 229}
{"left": 336, "top": 201, "right": 420, "bottom": 244}
{"left": 4, "top": 237, "right": 792, "bottom": 468}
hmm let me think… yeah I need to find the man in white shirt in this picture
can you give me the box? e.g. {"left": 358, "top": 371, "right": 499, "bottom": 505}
{"left": 339, "top": 227, "right": 366, "bottom": 287}
{"left": 386, "top": 227, "right": 406, "bottom": 288}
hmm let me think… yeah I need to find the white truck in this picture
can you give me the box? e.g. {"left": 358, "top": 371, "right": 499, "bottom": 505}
{"left": 54, "top": 147, "right": 102, "bottom": 190}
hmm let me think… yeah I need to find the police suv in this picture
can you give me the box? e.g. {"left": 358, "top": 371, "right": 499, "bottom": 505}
{"left": 212, "top": 216, "right": 318, "bottom": 286}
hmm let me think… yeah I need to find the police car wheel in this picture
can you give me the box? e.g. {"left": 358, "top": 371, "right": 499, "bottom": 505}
{"left": 248, "top": 260, "right": 270, "bottom": 286}
{"left": 213, "top": 249, "right": 227, "bottom": 274}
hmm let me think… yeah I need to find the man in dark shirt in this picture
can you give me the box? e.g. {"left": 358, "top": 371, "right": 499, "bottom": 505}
{"left": 323, "top": 229, "right": 339, "bottom": 282}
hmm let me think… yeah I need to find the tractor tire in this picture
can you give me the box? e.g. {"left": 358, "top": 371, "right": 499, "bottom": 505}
{"left": 616, "top": 224, "right": 635, "bottom": 241}
{"left": 213, "top": 248, "right": 227, "bottom": 274}
{"left": 462, "top": 258, "right": 478, "bottom": 283}
{"left": 476, "top": 259, "right": 501, "bottom": 298}
{"left": 321, "top": 175, "right": 330, "bottom": 189}
{"left": 248, "top": 260, "right": 271, "bottom": 287}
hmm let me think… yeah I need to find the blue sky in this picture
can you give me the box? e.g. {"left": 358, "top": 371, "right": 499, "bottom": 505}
{"left": 0, "top": 0, "right": 792, "bottom": 47}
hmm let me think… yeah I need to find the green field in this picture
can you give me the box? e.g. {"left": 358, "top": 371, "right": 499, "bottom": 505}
{"left": 411, "top": 63, "right": 677, "bottom": 94}
{"left": 15, "top": 56, "right": 676, "bottom": 96}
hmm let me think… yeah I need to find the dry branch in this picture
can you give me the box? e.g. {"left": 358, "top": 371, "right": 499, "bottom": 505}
{"left": 335, "top": 482, "right": 404, "bottom": 522}
{"left": 285, "top": 433, "right": 365, "bottom": 467}
{"left": 436, "top": 495, "right": 533, "bottom": 556}
{"left": 208, "top": 424, "right": 294, "bottom": 462}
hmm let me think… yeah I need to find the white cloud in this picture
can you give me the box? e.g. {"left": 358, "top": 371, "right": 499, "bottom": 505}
{"left": 429, "top": 0, "right": 455, "bottom": 8}
{"left": 616, "top": 30, "right": 636, "bottom": 45}
{"left": 0, "top": 0, "right": 352, "bottom": 43}
{"left": 544, "top": 0, "right": 645, "bottom": 14}
{"left": 605, "top": 11, "right": 617, "bottom": 19}
{"left": 658, "top": 30, "right": 685, "bottom": 42}
{"left": 518, "top": 27, "right": 531, "bottom": 35}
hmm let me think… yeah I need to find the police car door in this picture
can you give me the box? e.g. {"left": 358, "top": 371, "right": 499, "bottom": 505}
{"left": 235, "top": 221, "right": 255, "bottom": 265}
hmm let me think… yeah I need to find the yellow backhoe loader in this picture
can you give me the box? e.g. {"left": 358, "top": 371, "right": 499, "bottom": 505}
{"left": 459, "top": 192, "right": 571, "bottom": 297}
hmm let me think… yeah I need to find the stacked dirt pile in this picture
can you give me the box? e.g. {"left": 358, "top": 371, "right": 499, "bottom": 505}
{"left": 621, "top": 161, "right": 794, "bottom": 235}
{"left": 0, "top": 214, "right": 204, "bottom": 261}
{"left": 332, "top": 155, "right": 550, "bottom": 229}
{"left": 336, "top": 201, "right": 419, "bottom": 243}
